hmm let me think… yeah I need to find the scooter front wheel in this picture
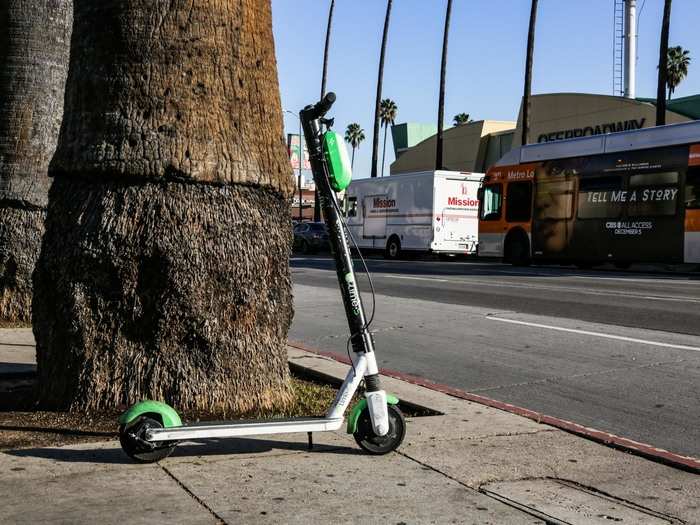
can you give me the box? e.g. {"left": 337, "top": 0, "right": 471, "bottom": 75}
{"left": 353, "top": 404, "right": 406, "bottom": 455}
{"left": 119, "top": 416, "right": 177, "bottom": 463}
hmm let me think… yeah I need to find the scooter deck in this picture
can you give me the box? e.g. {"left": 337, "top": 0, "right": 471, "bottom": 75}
{"left": 146, "top": 416, "right": 345, "bottom": 442}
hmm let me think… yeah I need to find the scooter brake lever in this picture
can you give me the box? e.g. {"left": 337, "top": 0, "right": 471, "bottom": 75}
{"left": 320, "top": 117, "right": 334, "bottom": 129}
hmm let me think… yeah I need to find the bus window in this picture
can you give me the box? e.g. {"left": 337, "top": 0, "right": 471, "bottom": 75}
{"left": 629, "top": 171, "right": 679, "bottom": 187}
{"left": 686, "top": 169, "right": 700, "bottom": 209}
{"left": 506, "top": 181, "right": 532, "bottom": 223}
{"left": 577, "top": 176, "right": 623, "bottom": 219}
{"left": 533, "top": 167, "right": 577, "bottom": 255}
{"left": 535, "top": 180, "right": 575, "bottom": 220}
{"left": 480, "top": 184, "right": 502, "bottom": 221}
{"left": 346, "top": 197, "right": 358, "bottom": 217}
{"left": 628, "top": 171, "right": 679, "bottom": 217}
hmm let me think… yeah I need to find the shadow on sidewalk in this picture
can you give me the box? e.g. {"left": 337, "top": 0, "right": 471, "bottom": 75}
{"left": 6, "top": 436, "right": 360, "bottom": 464}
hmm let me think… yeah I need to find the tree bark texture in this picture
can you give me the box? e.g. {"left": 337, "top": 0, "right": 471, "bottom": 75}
{"left": 50, "top": 0, "right": 294, "bottom": 194}
{"left": 34, "top": 0, "right": 295, "bottom": 412}
{"left": 521, "top": 0, "right": 538, "bottom": 147}
{"left": 0, "top": 0, "right": 72, "bottom": 322}
{"left": 656, "top": 0, "right": 672, "bottom": 126}
{"left": 435, "top": 0, "right": 452, "bottom": 171}
{"left": 370, "top": 0, "right": 392, "bottom": 179}
{"left": 34, "top": 179, "right": 293, "bottom": 413}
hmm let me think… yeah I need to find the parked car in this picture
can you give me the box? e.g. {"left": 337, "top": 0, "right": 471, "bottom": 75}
{"left": 293, "top": 222, "right": 329, "bottom": 254}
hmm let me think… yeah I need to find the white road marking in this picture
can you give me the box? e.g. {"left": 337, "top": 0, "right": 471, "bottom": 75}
{"left": 295, "top": 265, "right": 700, "bottom": 304}
{"left": 383, "top": 275, "right": 449, "bottom": 283}
{"left": 487, "top": 316, "right": 700, "bottom": 353}
{"left": 572, "top": 275, "right": 700, "bottom": 286}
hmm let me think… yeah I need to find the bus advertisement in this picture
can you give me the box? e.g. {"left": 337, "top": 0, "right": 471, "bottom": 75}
{"left": 478, "top": 121, "right": 700, "bottom": 267}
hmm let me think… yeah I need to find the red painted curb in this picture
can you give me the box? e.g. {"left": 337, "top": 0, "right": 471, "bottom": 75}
{"left": 288, "top": 341, "right": 700, "bottom": 473}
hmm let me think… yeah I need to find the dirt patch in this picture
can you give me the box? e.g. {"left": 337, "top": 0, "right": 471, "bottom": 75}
{"left": 1, "top": 366, "right": 434, "bottom": 451}
{"left": 0, "top": 321, "right": 31, "bottom": 329}
{"left": 0, "top": 374, "right": 350, "bottom": 451}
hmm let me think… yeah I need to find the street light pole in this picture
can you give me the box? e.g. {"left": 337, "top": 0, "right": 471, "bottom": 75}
{"left": 284, "top": 110, "right": 304, "bottom": 221}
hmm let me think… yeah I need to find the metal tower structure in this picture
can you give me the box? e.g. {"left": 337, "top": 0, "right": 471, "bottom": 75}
{"left": 613, "top": 0, "right": 625, "bottom": 97}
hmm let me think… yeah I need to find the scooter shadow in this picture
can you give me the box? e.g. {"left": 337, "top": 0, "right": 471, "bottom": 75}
{"left": 6, "top": 436, "right": 361, "bottom": 464}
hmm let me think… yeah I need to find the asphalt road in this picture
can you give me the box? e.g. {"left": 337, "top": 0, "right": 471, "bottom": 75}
{"left": 289, "top": 255, "right": 700, "bottom": 459}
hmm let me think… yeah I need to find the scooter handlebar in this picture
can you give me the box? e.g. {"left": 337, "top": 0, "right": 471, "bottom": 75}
{"left": 302, "top": 92, "right": 336, "bottom": 121}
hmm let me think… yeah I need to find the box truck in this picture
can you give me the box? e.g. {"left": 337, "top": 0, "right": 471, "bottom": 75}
{"left": 344, "top": 170, "right": 483, "bottom": 259}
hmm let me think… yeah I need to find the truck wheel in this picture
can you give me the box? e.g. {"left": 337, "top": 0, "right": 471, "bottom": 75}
{"left": 504, "top": 234, "right": 530, "bottom": 266}
{"left": 385, "top": 236, "right": 401, "bottom": 260}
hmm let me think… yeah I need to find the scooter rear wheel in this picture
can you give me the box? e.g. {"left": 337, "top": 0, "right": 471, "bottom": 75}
{"left": 119, "top": 416, "right": 176, "bottom": 463}
{"left": 353, "top": 404, "right": 406, "bottom": 455}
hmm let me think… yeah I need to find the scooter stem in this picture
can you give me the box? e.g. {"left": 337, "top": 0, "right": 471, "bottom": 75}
{"left": 300, "top": 95, "right": 375, "bottom": 357}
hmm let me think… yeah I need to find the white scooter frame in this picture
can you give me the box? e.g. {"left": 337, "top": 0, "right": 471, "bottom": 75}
{"left": 144, "top": 350, "right": 383, "bottom": 443}
{"left": 118, "top": 93, "right": 406, "bottom": 462}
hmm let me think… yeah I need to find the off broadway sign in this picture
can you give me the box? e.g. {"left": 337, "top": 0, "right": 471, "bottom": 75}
{"left": 537, "top": 118, "right": 646, "bottom": 143}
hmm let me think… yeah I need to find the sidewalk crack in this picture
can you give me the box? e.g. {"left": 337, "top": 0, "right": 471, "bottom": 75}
{"left": 394, "top": 449, "right": 555, "bottom": 523}
{"left": 160, "top": 464, "right": 228, "bottom": 525}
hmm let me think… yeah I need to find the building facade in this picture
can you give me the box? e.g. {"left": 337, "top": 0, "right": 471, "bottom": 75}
{"left": 390, "top": 93, "right": 699, "bottom": 175}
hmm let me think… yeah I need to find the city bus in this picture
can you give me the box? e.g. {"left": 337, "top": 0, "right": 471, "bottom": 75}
{"left": 477, "top": 120, "right": 700, "bottom": 267}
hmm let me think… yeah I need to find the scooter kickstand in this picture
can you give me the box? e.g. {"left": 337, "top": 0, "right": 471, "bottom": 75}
{"left": 308, "top": 432, "right": 313, "bottom": 451}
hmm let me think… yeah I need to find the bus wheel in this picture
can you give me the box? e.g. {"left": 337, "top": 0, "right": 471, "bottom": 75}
{"left": 504, "top": 234, "right": 530, "bottom": 266}
{"left": 385, "top": 236, "right": 401, "bottom": 260}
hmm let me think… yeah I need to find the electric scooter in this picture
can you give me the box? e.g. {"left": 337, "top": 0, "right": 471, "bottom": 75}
{"left": 118, "top": 93, "right": 406, "bottom": 463}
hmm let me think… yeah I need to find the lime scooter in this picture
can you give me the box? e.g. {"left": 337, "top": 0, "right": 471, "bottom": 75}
{"left": 118, "top": 93, "right": 406, "bottom": 463}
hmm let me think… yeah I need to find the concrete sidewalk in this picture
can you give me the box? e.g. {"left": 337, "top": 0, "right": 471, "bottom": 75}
{"left": 1, "top": 329, "right": 698, "bottom": 524}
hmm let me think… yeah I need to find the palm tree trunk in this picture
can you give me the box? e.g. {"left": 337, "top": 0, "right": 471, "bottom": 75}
{"left": 522, "top": 0, "right": 538, "bottom": 146}
{"left": 371, "top": 0, "right": 393, "bottom": 178}
{"left": 656, "top": 0, "right": 672, "bottom": 126}
{"left": 351, "top": 146, "right": 356, "bottom": 169}
{"left": 320, "top": 0, "right": 335, "bottom": 100}
{"left": 315, "top": 0, "right": 335, "bottom": 222}
{"left": 436, "top": 0, "right": 452, "bottom": 171}
{"left": 33, "top": 0, "right": 296, "bottom": 414}
{"left": 381, "top": 124, "right": 388, "bottom": 177}
{"left": 0, "top": 1, "right": 72, "bottom": 324}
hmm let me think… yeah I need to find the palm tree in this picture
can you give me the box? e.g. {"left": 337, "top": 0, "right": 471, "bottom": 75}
{"left": 0, "top": 1, "right": 72, "bottom": 323}
{"left": 666, "top": 45, "right": 691, "bottom": 99}
{"left": 656, "top": 0, "right": 673, "bottom": 125}
{"left": 33, "top": 0, "right": 296, "bottom": 413}
{"left": 522, "top": 0, "right": 538, "bottom": 146}
{"left": 380, "top": 99, "right": 398, "bottom": 177}
{"left": 453, "top": 113, "right": 470, "bottom": 126}
{"left": 320, "top": 0, "right": 335, "bottom": 100}
{"left": 371, "top": 0, "right": 393, "bottom": 178}
{"left": 436, "top": 0, "right": 453, "bottom": 171}
{"left": 344, "top": 123, "right": 366, "bottom": 168}
{"left": 316, "top": 0, "right": 335, "bottom": 221}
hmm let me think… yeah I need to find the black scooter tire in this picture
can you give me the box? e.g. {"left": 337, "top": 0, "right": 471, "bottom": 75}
{"left": 353, "top": 404, "right": 406, "bottom": 455}
{"left": 119, "top": 416, "right": 176, "bottom": 463}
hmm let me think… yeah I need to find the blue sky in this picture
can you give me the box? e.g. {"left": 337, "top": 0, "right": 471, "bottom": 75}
{"left": 272, "top": 0, "right": 699, "bottom": 180}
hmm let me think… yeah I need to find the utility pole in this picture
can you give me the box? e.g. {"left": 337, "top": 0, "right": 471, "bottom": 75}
{"left": 298, "top": 118, "right": 303, "bottom": 221}
{"left": 623, "top": 0, "right": 637, "bottom": 99}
